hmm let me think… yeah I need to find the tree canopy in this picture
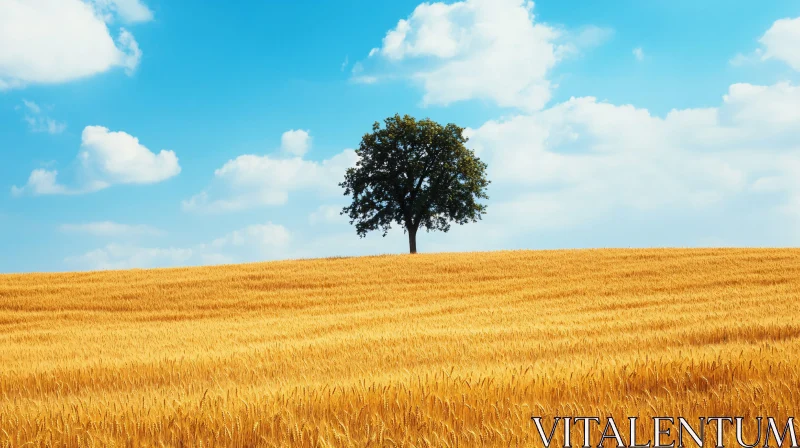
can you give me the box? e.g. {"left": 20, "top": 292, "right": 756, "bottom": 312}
{"left": 340, "top": 114, "right": 490, "bottom": 254}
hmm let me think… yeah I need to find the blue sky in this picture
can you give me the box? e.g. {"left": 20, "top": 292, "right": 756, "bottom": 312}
{"left": 2, "top": 0, "right": 800, "bottom": 273}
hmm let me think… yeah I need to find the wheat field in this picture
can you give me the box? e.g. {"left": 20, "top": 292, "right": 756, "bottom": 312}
{"left": 0, "top": 248, "right": 799, "bottom": 447}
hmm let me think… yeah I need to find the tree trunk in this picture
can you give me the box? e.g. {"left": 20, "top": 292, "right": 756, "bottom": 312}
{"left": 408, "top": 227, "right": 418, "bottom": 254}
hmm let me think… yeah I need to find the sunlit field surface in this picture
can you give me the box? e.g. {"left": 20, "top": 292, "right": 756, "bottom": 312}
{"left": 1, "top": 249, "right": 799, "bottom": 447}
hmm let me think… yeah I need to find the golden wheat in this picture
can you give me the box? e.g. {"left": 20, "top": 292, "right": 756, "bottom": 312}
{"left": 0, "top": 248, "right": 799, "bottom": 447}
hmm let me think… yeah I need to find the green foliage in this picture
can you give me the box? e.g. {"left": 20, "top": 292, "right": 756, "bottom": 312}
{"left": 340, "top": 114, "right": 490, "bottom": 252}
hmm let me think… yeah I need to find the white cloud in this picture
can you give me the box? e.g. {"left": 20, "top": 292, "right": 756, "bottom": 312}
{"left": 555, "top": 25, "right": 615, "bottom": 59}
{"left": 11, "top": 169, "right": 72, "bottom": 196}
{"left": 117, "top": 28, "right": 142, "bottom": 75}
{"left": 309, "top": 205, "right": 347, "bottom": 225}
{"left": 364, "top": 0, "right": 559, "bottom": 111}
{"left": 22, "top": 100, "right": 41, "bottom": 114}
{"left": 183, "top": 148, "right": 357, "bottom": 213}
{"left": 357, "top": 0, "right": 604, "bottom": 112}
{"left": 66, "top": 222, "right": 290, "bottom": 270}
{"left": 729, "top": 49, "right": 763, "bottom": 67}
{"left": 12, "top": 126, "right": 180, "bottom": 196}
{"left": 732, "top": 16, "right": 800, "bottom": 71}
{"left": 20, "top": 100, "right": 66, "bottom": 134}
{"left": 79, "top": 126, "right": 180, "bottom": 184}
{"left": 59, "top": 221, "right": 164, "bottom": 237}
{"left": 209, "top": 223, "right": 291, "bottom": 249}
{"left": 758, "top": 16, "right": 800, "bottom": 71}
{"left": 281, "top": 129, "right": 312, "bottom": 156}
{"left": 0, "top": 0, "right": 148, "bottom": 90}
{"left": 633, "top": 47, "right": 644, "bottom": 61}
{"left": 350, "top": 62, "right": 380, "bottom": 84}
{"left": 462, "top": 81, "right": 800, "bottom": 234}
{"left": 65, "top": 244, "right": 194, "bottom": 271}
{"left": 91, "top": 0, "right": 154, "bottom": 24}
{"left": 351, "top": 75, "right": 379, "bottom": 85}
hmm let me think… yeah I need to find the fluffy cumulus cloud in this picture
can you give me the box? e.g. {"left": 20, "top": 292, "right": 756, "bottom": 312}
{"left": 183, "top": 130, "right": 357, "bottom": 213}
{"left": 66, "top": 222, "right": 290, "bottom": 270}
{"left": 758, "top": 16, "right": 800, "bottom": 71}
{"left": 356, "top": 0, "right": 609, "bottom": 111}
{"left": 457, "top": 81, "right": 800, "bottom": 244}
{"left": 79, "top": 126, "right": 181, "bottom": 184}
{"left": 59, "top": 221, "right": 165, "bottom": 237}
{"left": 0, "top": 0, "right": 149, "bottom": 90}
{"left": 12, "top": 126, "right": 180, "bottom": 196}
{"left": 731, "top": 15, "right": 800, "bottom": 70}
{"left": 19, "top": 100, "right": 66, "bottom": 134}
{"left": 281, "top": 129, "right": 312, "bottom": 156}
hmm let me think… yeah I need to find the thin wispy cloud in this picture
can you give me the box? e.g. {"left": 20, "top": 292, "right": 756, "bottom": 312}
{"left": 19, "top": 100, "right": 66, "bottom": 134}
{"left": 59, "top": 221, "right": 165, "bottom": 237}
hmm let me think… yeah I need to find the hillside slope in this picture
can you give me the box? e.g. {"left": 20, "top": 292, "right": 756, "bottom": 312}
{"left": 1, "top": 249, "right": 799, "bottom": 447}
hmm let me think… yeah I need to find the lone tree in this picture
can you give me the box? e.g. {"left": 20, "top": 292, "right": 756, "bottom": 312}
{"left": 340, "top": 114, "right": 490, "bottom": 254}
